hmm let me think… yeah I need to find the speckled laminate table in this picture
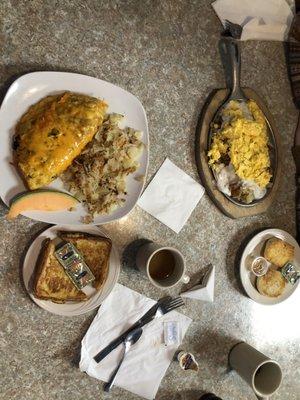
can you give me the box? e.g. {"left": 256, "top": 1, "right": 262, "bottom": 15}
{"left": 0, "top": 1, "right": 299, "bottom": 400}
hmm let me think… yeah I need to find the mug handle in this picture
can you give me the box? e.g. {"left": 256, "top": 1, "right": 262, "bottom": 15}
{"left": 181, "top": 274, "right": 190, "bottom": 284}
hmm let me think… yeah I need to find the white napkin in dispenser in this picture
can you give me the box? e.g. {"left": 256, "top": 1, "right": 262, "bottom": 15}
{"left": 212, "top": 0, "right": 294, "bottom": 41}
{"left": 181, "top": 264, "right": 215, "bottom": 302}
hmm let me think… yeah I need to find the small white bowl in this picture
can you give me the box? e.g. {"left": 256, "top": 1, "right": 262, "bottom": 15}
{"left": 250, "top": 256, "right": 270, "bottom": 277}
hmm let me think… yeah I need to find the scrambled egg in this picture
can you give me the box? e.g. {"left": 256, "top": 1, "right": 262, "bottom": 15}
{"left": 208, "top": 100, "right": 272, "bottom": 188}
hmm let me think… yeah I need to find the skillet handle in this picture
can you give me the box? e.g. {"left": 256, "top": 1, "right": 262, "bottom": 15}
{"left": 218, "top": 37, "right": 243, "bottom": 99}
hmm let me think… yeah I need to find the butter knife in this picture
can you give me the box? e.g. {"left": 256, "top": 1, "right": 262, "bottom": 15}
{"left": 93, "top": 296, "right": 171, "bottom": 363}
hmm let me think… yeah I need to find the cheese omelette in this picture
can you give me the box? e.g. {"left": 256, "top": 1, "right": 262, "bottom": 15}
{"left": 208, "top": 100, "right": 272, "bottom": 189}
{"left": 13, "top": 92, "right": 107, "bottom": 189}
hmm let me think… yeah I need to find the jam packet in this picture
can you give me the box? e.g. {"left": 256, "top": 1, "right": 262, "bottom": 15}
{"left": 281, "top": 262, "right": 300, "bottom": 285}
{"left": 55, "top": 241, "right": 95, "bottom": 290}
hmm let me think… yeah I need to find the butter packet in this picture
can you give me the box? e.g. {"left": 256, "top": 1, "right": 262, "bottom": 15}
{"left": 164, "top": 321, "right": 180, "bottom": 346}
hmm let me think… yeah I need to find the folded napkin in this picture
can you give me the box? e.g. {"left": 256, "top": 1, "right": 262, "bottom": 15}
{"left": 212, "top": 0, "right": 294, "bottom": 41}
{"left": 137, "top": 158, "right": 205, "bottom": 233}
{"left": 80, "top": 284, "right": 192, "bottom": 400}
{"left": 181, "top": 265, "right": 215, "bottom": 302}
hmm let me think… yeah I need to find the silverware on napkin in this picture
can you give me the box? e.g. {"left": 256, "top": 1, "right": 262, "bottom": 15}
{"left": 93, "top": 296, "right": 184, "bottom": 363}
{"left": 103, "top": 327, "right": 143, "bottom": 392}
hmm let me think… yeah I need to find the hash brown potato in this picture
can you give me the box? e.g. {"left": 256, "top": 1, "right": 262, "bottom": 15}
{"left": 61, "top": 113, "right": 144, "bottom": 218}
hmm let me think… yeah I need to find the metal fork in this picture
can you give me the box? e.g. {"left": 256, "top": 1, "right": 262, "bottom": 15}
{"left": 137, "top": 296, "right": 185, "bottom": 328}
{"left": 93, "top": 296, "right": 185, "bottom": 363}
{"left": 153, "top": 297, "right": 184, "bottom": 319}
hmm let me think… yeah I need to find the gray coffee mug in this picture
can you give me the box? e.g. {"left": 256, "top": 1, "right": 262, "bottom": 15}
{"left": 229, "top": 342, "right": 282, "bottom": 399}
{"left": 136, "top": 243, "right": 189, "bottom": 289}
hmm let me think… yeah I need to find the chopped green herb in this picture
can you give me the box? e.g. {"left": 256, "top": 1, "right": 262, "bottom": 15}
{"left": 48, "top": 128, "right": 60, "bottom": 138}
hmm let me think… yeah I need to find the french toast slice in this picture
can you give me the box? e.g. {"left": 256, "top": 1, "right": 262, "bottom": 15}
{"left": 34, "top": 232, "right": 111, "bottom": 303}
{"left": 34, "top": 238, "right": 87, "bottom": 303}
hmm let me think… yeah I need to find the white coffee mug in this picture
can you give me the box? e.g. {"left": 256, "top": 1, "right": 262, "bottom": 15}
{"left": 229, "top": 342, "right": 282, "bottom": 399}
{"left": 136, "top": 242, "right": 189, "bottom": 289}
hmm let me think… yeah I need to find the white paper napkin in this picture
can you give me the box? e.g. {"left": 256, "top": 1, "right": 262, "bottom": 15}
{"left": 212, "top": 0, "right": 294, "bottom": 41}
{"left": 137, "top": 158, "right": 205, "bottom": 233}
{"left": 80, "top": 284, "right": 192, "bottom": 400}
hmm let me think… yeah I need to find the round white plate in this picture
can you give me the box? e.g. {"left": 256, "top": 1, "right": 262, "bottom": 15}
{"left": 0, "top": 71, "right": 149, "bottom": 225}
{"left": 240, "top": 229, "right": 300, "bottom": 305}
{"left": 23, "top": 225, "right": 120, "bottom": 316}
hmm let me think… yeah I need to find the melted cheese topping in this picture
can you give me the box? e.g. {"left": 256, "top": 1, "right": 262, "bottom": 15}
{"left": 14, "top": 92, "right": 107, "bottom": 189}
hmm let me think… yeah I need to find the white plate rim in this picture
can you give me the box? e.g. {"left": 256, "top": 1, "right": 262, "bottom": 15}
{"left": 22, "top": 224, "right": 120, "bottom": 316}
{"left": 240, "top": 228, "right": 300, "bottom": 305}
{"left": 0, "top": 71, "right": 149, "bottom": 225}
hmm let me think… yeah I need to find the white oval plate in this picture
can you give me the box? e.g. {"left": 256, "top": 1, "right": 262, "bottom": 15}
{"left": 240, "top": 229, "right": 300, "bottom": 305}
{"left": 0, "top": 71, "right": 149, "bottom": 225}
{"left": 22, "top": 225, "right": 120, "bottom": 316}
